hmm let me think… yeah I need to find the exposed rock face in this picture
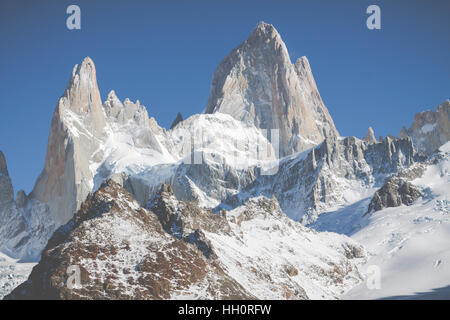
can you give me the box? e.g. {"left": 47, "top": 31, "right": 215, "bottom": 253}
{"left": 169, "top": 112, "right": 183, "bottom": 129}
{"left": 367, "top": 177, "right": 423, "bottom": 213}
{"left": 6, "top": 180, "right": 365, "bottom": 300}
{"left": 402, "top": 100, "right": 450, "bottom": 155}
{"left": 363, "top": 127, "right": 377, "bottom": 144}
{"left": 30, "top": 57, "right": 107, "bottom": 226}
{"left": 205, "top": 22, "right": 339, "bottom": 157}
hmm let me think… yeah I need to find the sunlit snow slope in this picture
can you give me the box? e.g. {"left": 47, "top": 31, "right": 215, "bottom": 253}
{"left": 314, "top": 142, "right": 450, "bottom": 299}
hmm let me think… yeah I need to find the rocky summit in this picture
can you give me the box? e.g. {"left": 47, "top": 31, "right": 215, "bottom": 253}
{"left": 205, "top": 22, "right": 339, "bottom": 157}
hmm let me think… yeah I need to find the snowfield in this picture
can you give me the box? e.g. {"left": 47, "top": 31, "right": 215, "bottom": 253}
{"left": 314, "top": 142, "right": 450, "bottom": 299}
{"left": 0, "top": 252, "right": 35, "bottom": 299}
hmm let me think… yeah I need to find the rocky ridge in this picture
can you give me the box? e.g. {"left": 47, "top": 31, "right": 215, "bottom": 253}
{"left": 5, "top": 180, "right": 365, "bottom": 300}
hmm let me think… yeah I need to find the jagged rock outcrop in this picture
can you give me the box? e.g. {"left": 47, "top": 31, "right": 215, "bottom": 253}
{"left": 398, "top": 126, "right": 409, "bottom": 139}
{"left": 402, "top": 100, "right": 450, "bottom": 155}
{"left": 366, "top": 141, "right": 449, "bottom": 215}
{"left": 169, "top": 112, "right": 183, "bottom": 129}
{"left": 366, "top": 177, "right": 423, "bottom": 213}
{"left": 102, "top": 90, "right": 176, "bottom": 153}
{"left": 104, "top": 90, "right": 151, "bottom": 128}
{"left": 205, "top": 22, "right": 339, "bottom": 157}
{"left": 6, "top": 180, "right": 365, "bottom": 300}
{"left": 363, "top": 127, "right": 377, "bottom": 144}
{"left": 217, "top": 134, "right": 420, "bottom": 223}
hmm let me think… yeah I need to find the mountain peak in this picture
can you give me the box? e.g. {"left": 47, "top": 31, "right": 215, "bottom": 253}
{"left": 69, "top": 57, "right": 97, "bottom": 89}
{"left": 31, "top": 57, "right": 107, "bottom": 226}
{"left": 251, "top": 21, "right": 279, "bottom": 39}
{"left": 61, "top": 57, "right": 104, "bottom": 121}
{"left": 107, "top": 89, "right": 118, "bottom": 101}
{"left": 245, "top": 21, "right": 286, "bottom": 55}
{"left": 363, "top": 127, "right": 377, "bottom": 144}
{"left": 205, "top": 22, "right": 339, "bottom": 156}
{"left": 169, "top": 112, "right": 183, "bottom": 129}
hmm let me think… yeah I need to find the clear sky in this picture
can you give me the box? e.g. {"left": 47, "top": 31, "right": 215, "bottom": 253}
{"left": 0, "top": 0, "right": 449, "bottom": 194}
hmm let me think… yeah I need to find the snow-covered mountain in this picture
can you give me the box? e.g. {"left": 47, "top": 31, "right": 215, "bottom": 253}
{"left": 0, "top": 22, "right": 448, "bottom": 300}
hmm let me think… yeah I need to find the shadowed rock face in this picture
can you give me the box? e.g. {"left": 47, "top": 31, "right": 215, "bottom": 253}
{"left": 367, "top": 177, "right": 423, "bottom": 214}
{"left": 205, "top": 22, "right": 339, "bottom": 157}
{"left": 0, "top": 151, "right": 14, "bottom": 206}
{"left": 169, "top": 112, "right": 183, "bottom": 129}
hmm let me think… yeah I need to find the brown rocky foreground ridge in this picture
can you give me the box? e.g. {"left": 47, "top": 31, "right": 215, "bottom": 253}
{"left": 6, "top": 179, "right": 365, "bottom": 299}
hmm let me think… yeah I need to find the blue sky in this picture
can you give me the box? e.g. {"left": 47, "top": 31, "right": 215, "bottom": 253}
{"left": 0, "top": 0, "right": 449, "bottom": 194}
